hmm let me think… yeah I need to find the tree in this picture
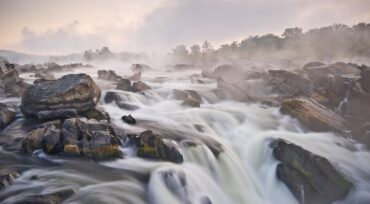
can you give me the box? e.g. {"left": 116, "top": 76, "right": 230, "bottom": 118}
{"left": 190, "top": 44, "right": 201, "bottom": 56}
{"left": 202, "top": 40, "right": 213, "bottom": 53}
{"left": 282, "top": 27, "right": 303, "bottom": 39}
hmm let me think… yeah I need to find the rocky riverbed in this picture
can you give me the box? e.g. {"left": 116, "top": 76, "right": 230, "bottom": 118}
{"left": 0, "top": 59, "right": 370, "bottom": 204}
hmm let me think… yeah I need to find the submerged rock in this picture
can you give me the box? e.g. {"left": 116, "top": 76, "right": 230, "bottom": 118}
{"left": 131, "top": 81, "right": 151, "bottom": 92}
{"left": 116, "top": 78, "right": 131, "bottom": 91}
{"left": 281, "top": 98, "right": 349, "bottom": 132}
{"left": 0, "top": 103, "right": 16, "bottom": 129}
{"left": 97, "top": 70, "right": 122, "bottom": 82}
{"left": 272, "top": 139, "right": 352, "bottom": 204}
{"left": 0, "top": 168, "right": 19, "bottom": 190}
{"left": 21, "top": 74, "right": 101, "bottom": 118}
{"left": 133, "top": 130, "right": 183, "bottom": 163}
{"left": 173, "top": 89, "right": 202, "bottom": 107}
{"left": 121, "top": 115, "right": 136, "bottom": 124}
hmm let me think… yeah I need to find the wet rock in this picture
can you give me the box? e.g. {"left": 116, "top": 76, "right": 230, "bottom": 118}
{"left": 134, "top": 130, "right": 183, "bottom": 163}
{"left": 97, "top": 70, "right": 122, "bottom": 82}
{"left": 122, "top": 115, "right": 136, "bottom": 124}
{"left": 281, "top": 98, "right": 349, "bottom": 132}
{"left": 22, "top": 127, "right": 48, "bottom": 153}
{"left": 211, "top": 64, "right": 247, "bottom": 81}
{"left": 272, "top": 139, "right": 352, "bottom": 204}
{"left": 21, "top": 74, "right": 101, "bottom": 117}
{"left": 267, "top": 69, "right": 314, "bottom": 98}
{"left": 303, "top": 61, "right": 325, "bottom": 69}
{"left": 22, "top": 124, "right": 62, "bottom": 154}
{"left": 36, "top": 109, "right": 78, "bottom": 120}
{"left": 131, "top": 81, "right": 151, "bottom": 92}
{"left": 104, "top": 91, "right": 140, "bottom": 110}
{"left": 0, "top": 103, "right": 16, "bottom": 129}
{"left": 12, "top": 193, "right": 61, "bottom": 204}
{"left": 131, "top": 64, "right": 152, "bottom": 72}
{"left": 80, "top": 108, "right": 110, "bottom": 121}
{"left": 0, "top": 67, "right": 28, "bottom": 96}
{"left": 104, "top": 92, "right": 121, "bottom": 104}
{"left": 0, "top": 168, "right": 19, "bottom": 190}
{"left": 61, "top": 118, "right": 122, "bottom": 160}
{"left": 116, "top": 78, "right": 131, "bottom": 91}
{"left": 116, "top": 102, "right": 140, "bottom": 110}
{"left": 304, "top": 62, "right": 361, "bottom": 77}
{"left": 42, "top": 125, "right": 62, "bottom": 153}
{"left": 359, "top": 69, "right": 370, "bottom": 93}
{"left": 173, "top": 89, "right": 202, "bottom": 107}
{"left": 217, "top": 77, "right": 250, "bottom": 101}
{"left": 129, "top": 71, "right": 141, "bottom": 81}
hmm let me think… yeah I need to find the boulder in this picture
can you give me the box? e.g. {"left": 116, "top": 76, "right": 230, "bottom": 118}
{"left": 80, "top": 108, "right": 110, "bottom": 121}
{"left": 97, "top": 70, "right": 122, "bottom": 81}
{"left": 0, "top": 68, "right": 28, "bottom": 96}
{"left": 173, "top": 89, "right": 202, "bottom": 107}
{"left": 0, "top": 103, "right": 16, "bottom": 129}
{"left": 61, "top": 118, "right": 122, "bottom": 160}
{"left": 267, "top": 69, "right": 314, "bottom": 98}
{"left": 272, "top": 139, "right": 352, "bottom": 204}
{"left": 211, "top": 64, "right": 247, "bottom": 81}
{"left": 116, "top": 78, "right": 131, "bottom": 91}
{"left": 133, "top": 130, "right": 183, "bottom": 163}
{"left": 129, "top": 71, "right": 141, "bottom": 81}
{"left": 122, "top": 115, "right": 136, "bottom": 124}
{"left": 303, "top": 61, "right": 325, "bottom": 69}
{"left": 281, "top": 98, "right": 349, "bottom": 132}
{"left": 35, "top": 72, "right": 55, "bottom": 80}
{"left": 0, "top": 168, "right": 19, "bottom": 190}
{"left": 36, "top": 109, "right": 78, "bottom": 120}
{"left": 104, "top": 92, "right": 140, "bottom": 110}
{"left": 304, "top": 62, "right": 361, "bottom": 77}
{"left": 21, "top": 124, "right": 62, "bottom": 154}
{"left": 21, "top": 74, "right": 101, "bottom": 117}
{"left": 131, "top": 64, "right": 152, "bottom": 72}
{"left": 359, "top": 69, "right": 370, "bottom": 93}
{"left": 131, "top": 81, "right": 151, "bottom": 92}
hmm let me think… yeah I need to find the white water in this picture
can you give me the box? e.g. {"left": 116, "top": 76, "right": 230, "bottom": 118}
{"left": 4, "top": 64, "right": 370, "bottom": 204}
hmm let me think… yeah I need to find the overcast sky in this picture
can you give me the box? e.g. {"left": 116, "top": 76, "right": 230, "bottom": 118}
{"left": 0, "top": 0, "right": 369, "bottom": 55}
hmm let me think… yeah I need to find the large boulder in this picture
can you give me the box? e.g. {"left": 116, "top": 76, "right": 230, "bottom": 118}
{"left": 116, "top": 78, "right": 131, "bottom": 91}
{"left": 0, "top": 103, "right": 16, "bottom": 129}
{"left": 281, "top": 98, "right": 349, "bottom": 132}
{"left": 272, "top": 139, "right": 352, "bottom": 204}
{"left": 173, "top": 89, "right": 202, "bottom": 107}
{"left": 131, "top": 130, "right": 183, "bottom": 163}
{"left": 97, "top": 70, "right": 122, "bottom": 82}
{"left": 131, "top": 81, "right": 151, "bottom": 92}
{"left": 267, "top": 69, "right": 314, "bottom": 98}
{"left": 211, "top": 64, "right": 247, "bottom": 81}
{"left": 21, "top": 74, "right": 101, "bottom": 117}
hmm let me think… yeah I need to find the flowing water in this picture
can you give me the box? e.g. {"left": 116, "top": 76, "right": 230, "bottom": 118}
{"left": 1, "top": 64, "right": 370, "bottom": 204}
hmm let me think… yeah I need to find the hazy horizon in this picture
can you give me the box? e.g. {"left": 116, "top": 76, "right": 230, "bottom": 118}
{"left": 1, "top": 0, "right": 370, "bottom": 55}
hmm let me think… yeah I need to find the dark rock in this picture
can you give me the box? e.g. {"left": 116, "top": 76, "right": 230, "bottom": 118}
{"left": 22, "top": 127, "right": 47, "bottom": 153}
{"left": 97, "top": 70, "right": 122, "bottom": 81}
{"left": 116, "top": 78, "right": 131, "bottom": 91}
{"left": 21, "top": 74, "right": 101, "bottom": 117}
{"left": 134, "top": 130, "right": 183, "bottom": 163}
{"left": 80, "top": 108, "right": 110, "bottom": 121}
{"left": 131, "top": 64, "right": 152, "bottom": 72}
{"left": 303, "top": 62, "right": 325, "bottom": 69}
{"left": 359, "top": 69, "right": 370, "bottom": 93}
{"left": 129, "top": 71, "right": 141, "bottom": 81}
{"left": 116, "top": 102, "right": 140, "bottom": 110}
{"left": 36, "top": 109, "right": 78, "bottom": 120}
{"left": 0, "top": 103, "right": 16, "bottom": 129}
{"left": 281, "top": 98, "right": 349, "bottom": 132}
{"left": 131, "top": 81, "right": 151, "bottom": 92}
{"left": 272, "top": 139, "right": 353, "bottom": 204}
{"left": 122, "top": 115, "right": 136, "bottom": 124}
{"left": 267, "top": 69, "right": 314, "bottom": 98}
{"left": 0, "top": 68, "right": 28, "bottom": 96}
{"left": 61, "top": 118, "right": 122, "bottom": 160}
{"left": 12, "top": 193, "right": 61, "bottom": 204}
{"left": 42, "top": 125, "right": 62, "bottom": 154}
{"left": 0, "top": 168, "right": 19, "bottom": 190}
{"left": 182, "top": 97, "right": 200, "bottom": 107}
{"left": 104, "top": 91, "right": 140, "bottom": 110}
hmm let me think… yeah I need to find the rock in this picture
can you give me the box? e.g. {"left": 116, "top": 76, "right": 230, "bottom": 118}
{"left": 281, "top": 98, "right": 349, "bottom": 132}
{"left": 303, "top": 61, "right": 325, "bottom": 69}
{"left": 272, "top": 139, "right": 352, "bottom": 204}
{"left": 97, "top": 70, "right": 122, "bottom": 81}
{"left": 0, "top": 103, "right": 16, "bottom": 129}
{"left": 359, "top": 69, "right": 370, "bottom": 93}
{"left": 217, "top": 77, "right": 250, "bottom": 101}
{"left": 80, "top": 108, "right": 110, "bottom": 121}
{"left": 22, "top": 124, "right": 62, "bottom": 154}
{"left": 36, "top": 109, "right": 78, "bottom": 120}
{"left": 0, "top": 68, "right": 28, "bottom": 96}
{"left": 131, "top": 64, "right": 152, "bottom": 72}
{"left": 116, "top": 78, "right": 131, "bottom": 91}
{"left": 0, "top": 168, "right": 19, "bottom": 190}
{"left": 42, "top": 125, "right": 62, "bottom": 154}
{"left": 267, "top": 69, "right": 314, "bottom": 98}
{"left": 173, "top": 89, "right": 202, "bottom": 107}
{"left": 11, "top": 192, "right": 65, "bottom": 204}
{"left": 61, "top": 118, "right": 122, "bottom": 160}
{"left": 116, "top": 102, "right": 140, "bottom": 110}
{"left": 304, "top": 62, "right": 361, "bottom": 77}
{"left": 35, "top": 72, "right": 55, "bottom": 80}
{"left": 211, "top": 64, "right": 247, "bottom": 81}
{"left": 130, "top": 81, "right": 151, "bottom": 92}
{"left": 134, "top": 130, "right": 183, "bottom": 163}
{"left": 104, "top": 91, "right": 140, "bottom": 110}
{"left": 21, "top": 74, "right": 101, "bottom": 117}
{"left": 22, "top": 127, "right": 47, "bottom": 153}
{"left": 129, "top": 71, "right": 142, "bottom": 81}
{"left": 122, "top": 115, "right": 136, "bottom": 124}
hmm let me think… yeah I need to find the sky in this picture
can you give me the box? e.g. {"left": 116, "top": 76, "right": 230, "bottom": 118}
{"left": 0, "top": 0, "right": 369, "bottom": 55}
